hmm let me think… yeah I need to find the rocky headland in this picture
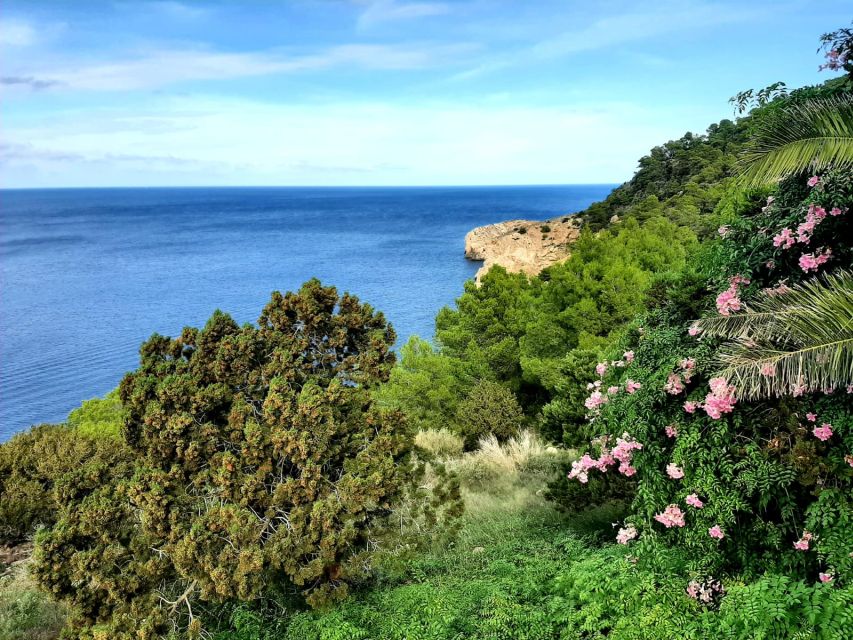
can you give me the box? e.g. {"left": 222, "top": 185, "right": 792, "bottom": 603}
{"left": 464, "top": 215, "right": 581, "bottom": 283}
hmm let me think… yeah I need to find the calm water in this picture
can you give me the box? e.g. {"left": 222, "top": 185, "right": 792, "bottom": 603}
{"left": 0, "top": 185, "right": 614, "bottom": 439}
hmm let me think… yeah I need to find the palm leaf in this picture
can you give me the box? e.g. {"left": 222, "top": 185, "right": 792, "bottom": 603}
{"left": 696, "top": 271, "right": 853, "bottom": 400}
{"left": 738, "top": 94, "right": 853, "bottom": 187}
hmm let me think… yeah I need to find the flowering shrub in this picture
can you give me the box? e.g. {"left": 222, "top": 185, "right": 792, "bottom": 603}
{"left": 563, "top": 171, "right": 853, "bottom": 592}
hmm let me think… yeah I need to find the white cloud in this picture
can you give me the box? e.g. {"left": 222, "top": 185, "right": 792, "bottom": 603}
{"left": 6, "top": 42, "right": 477, "bottom": 92}
{"left": 0, "top": 18, "right": 37, "bottom": 47}
{"left": 0, "top": 95, "right": 720, "bottom": 187}
{"left": 357, "top": 1, "right": 451, "bottom": 29}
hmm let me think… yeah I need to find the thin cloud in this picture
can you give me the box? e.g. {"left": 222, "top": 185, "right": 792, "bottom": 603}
{"left": 13, "top": 42, "right": 478, "bottom": 91}
{"left": 1, "top": 76, "right": 62, "bottom": 90}
{"left": 357, "top": 0, "right": 451, "bottom": 29}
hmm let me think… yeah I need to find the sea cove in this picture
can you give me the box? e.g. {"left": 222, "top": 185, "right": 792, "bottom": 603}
{"left": 0, "top": 184, "right": 613, "bottom": 438}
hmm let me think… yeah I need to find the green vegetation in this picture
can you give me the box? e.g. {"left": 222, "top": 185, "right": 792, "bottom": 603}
{"left": 2, "top": 26, "right": 852, "bottom": 640}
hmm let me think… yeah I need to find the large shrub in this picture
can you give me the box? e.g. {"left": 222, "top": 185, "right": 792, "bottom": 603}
{"left": 32, "top": 280, "right": 460, "bottom": 639}
{"left": 563, "top": 171, "right": 853, "bottom": 586}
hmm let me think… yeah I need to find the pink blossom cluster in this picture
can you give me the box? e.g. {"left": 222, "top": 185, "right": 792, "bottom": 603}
{"left": 718, "top": 225, "right": 731, "bottom": 237}
{"left": 623, "top": 350, "right": 635, "bottom": 363}
{"left": 793, "top": 531, "right": 813, "bottom": 551}
{"left": 820, "top": 49, "right": 849, "bottom": 72}
{"left": 806, "top": 412, "right": 817, "bottom": 422}
{"left": 686, "top": 577, "right": 725, "bottom": 605}
{"left": 819, "top": 572, "right": 834, "bottom": 583}
{"left": 708, "top": 525, "right": 725, "bottom": 540}
{"left": 625, "top": 379, "right": 642, "bottom": 394}
{"left": 666, "top": 463, "right": 685, "bottom": 479}
{"left": 684, "top": 400, "right": 700, "bottom": 414}
{"left": 665, "top": 358, "right": 695, "bottom": 395}
{"left": 702, "top": 377, "right": 737, "bottom": 419}
{"left": 773, "top": 227, "right": 796, "bottom": 249}
{"left": 654, "top": 503, "right": 686, "bottom": 528}
{"left": 764, "top": 282, "right": 792, "bottom": 297}
{"left": 685, "top": 493, "right": 704, "bottom": 509}
{"left": 807, "top": 175, "right": 821, "bottom": 187}
{"left": 595, "top": 362, "right": 608, "bottom": 377}
{"left": 846, "top": 454, "right": 853, "bottom": 468}
{"left": 715, "top": 275, "right": 749, "bottom": 316}
{"left": 760, "top": 362, "right": 776, "bottom": 377}
{"left": 616, "top": 525, "right": 638, "bottom": 545}
{"left": 799, "top": 248, "right": 832, "bottom": 273}
{"left": 688, "top": 323, "right": 702, "bottom": 337}
{"left": 568, "top": 433, "right": 643, "bottom": 482}
{"left": 812, "top": 423, "right": 833, "bottom": 441}
{"left": 665, "top": 424, "right": 679, "bottom": 438}
{"left": 584, "top": 390, "right": 608, "bottom": 412}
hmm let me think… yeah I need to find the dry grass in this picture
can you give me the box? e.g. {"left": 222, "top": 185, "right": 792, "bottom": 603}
{"left": 415, "top": 428, "right": 464, "bottom": 459}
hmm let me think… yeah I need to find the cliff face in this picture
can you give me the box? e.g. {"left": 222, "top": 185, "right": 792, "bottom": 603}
{"left": 464, "top": 216, "right": 581, "bottom": 283}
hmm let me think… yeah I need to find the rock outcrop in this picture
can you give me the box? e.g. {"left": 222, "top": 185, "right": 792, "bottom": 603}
{"left": 464, "top": 215, "right": 581, "bottom": 283}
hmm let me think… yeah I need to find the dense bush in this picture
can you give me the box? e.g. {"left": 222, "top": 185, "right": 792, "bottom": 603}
{"left": 32, "top": 280, "right": 461, "bottom": 639}
{"left": 456, "top": 380, "right": 524, "bottom": 450}
{"left": 0, "top": 423, "right": 130, "bottom": 543}
{"left": 564, "top": 171, "right": 853, "bottom": 586}
{"left": 67, "top": 389, "right": 123, "bottom": 438}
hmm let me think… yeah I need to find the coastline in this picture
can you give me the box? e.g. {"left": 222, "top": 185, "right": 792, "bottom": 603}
{"left": 464, "top": 214, "right": 582, "bottom": 283}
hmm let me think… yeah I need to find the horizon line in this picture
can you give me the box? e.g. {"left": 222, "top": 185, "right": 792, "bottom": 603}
{"left": 0, "top": 182, "right": 621, "bottom": 191}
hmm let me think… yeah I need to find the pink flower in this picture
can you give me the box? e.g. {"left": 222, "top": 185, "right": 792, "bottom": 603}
{"left": 665, "top": 424, "right": 679, "bottom": 438}
{"left": 683, "top": 400, "right": 699, "bottom": 414}
{"left": 794, "top": 531, "right": 813, "bottom": 551}
{"left": 819, "top": 572, "right": 833, "bottom": 584}
{"left": 845, "top": 454, "right": 853, "bottom": 468}
{"left": 806, "top": 412, "right": 817, "bottom": 422}
{"left": 703, "top": 378, "right": 737, "bottom": 420}
{"left": 718, "top": 225, "right": 731, "bottom": 237}
{"left": 807, "top": 175, "right": 820, "bottom": 187}
{"left": 679, "top": 358, "right": 696, "bottom": 371}
{"left": 607, "top": 385, "right": 619, "bottom": 395}
{"left": 685, "top": 493, "right": 704, "bottom": 509}
{"left": 716, "top": 286, "right": 742, "bottom": 316}
{"left": 799, "top": 248, "right": 832, "bottom": 273}
{"left": 626, "top": 380, "right": 642, "bottom": 394}
{"left": 830, "top": 207, "right": 843, "bottom": 216}
{"left": 772, "top": 228, "right": 796, "bottom": 249}
{"left": 665, "top": 373, "right": 685, "bottom": 395}
{"left": 813, "top": 423, "right": 833, "bottom": 441}
{"left": 584, "top": 391, "right": 608, "bottom": 411}
{"left": 616, "top": 525, "right": 638, "bottom": 545}
{"left": 688, "top": 323, "right": 702, "bottom": 337}
{"left": 623, "top": 350, "right": 635, "bottom": 363}
{"left": 708, "top": 525, "right": 725, "bottom": 540}
{"left": 760, "top": 363, "right": 776, "bottom": 377}
{"left": 595, "top": 362, "right": 608, "bottom": 377}
{"left": 654, "top": 504, "right": 686, "bottom": 528}
{"left": 666, "top": 463, "right": 685, "bottom": 479}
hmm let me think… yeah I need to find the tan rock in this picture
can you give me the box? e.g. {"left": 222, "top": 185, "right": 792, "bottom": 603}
{"left": 464, "top": 216, "right": 581, "bottom": 284}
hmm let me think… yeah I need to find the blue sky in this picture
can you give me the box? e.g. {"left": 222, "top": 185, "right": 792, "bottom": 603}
{"left": 1, "top": 1, "right": 849, "bottom": 188}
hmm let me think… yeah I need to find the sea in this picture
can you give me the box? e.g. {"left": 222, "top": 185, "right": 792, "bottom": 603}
{"left": 0, "top": 184, "right": 615, "bottom": 440}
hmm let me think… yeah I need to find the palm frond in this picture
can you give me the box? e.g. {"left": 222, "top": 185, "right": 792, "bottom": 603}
{"left": 738, "top": 94, "right": 853, "bottom": 187}
{"left": 696, "top": 271, "right": 853, "bottom": 400}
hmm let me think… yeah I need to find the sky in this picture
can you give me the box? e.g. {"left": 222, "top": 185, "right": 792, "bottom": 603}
{"left": 0, "top": 0, "right": 850, "bottom": 188}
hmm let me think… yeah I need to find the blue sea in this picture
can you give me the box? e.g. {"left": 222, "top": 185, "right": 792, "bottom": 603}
{"left": 0, "top": 185, "right": 614, "bottom": 440}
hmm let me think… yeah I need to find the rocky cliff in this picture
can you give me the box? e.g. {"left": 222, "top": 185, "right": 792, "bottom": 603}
{"left": 464, "top": 215, "right": 581, "bottom": 283}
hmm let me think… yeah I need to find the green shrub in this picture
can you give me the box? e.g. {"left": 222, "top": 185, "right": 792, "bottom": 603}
{"left": 0, "top": 424, "right": 129, "bottom": 543}
{"left": 456, "top": 380, "right": 524, "bottom": 450}
{"left": 0, "top": 562, "right": 66, "bottom": 640}
{"left": 67, "top": 389, "right": 123, "bottom": 438}
{"left": 540, "top": 225, "right": 551, "bottom": 233}
{"left": 33, "top": 281, "right": 462, "bottom": 639}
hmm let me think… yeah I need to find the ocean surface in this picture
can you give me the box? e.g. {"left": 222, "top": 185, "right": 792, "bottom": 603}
{"left": 0, "top": 185, "right": 614, "bottom": 440}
